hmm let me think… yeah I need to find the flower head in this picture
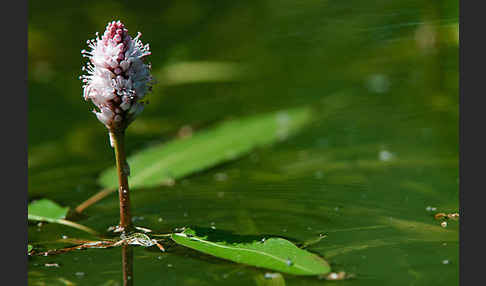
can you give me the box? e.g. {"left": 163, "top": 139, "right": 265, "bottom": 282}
{"left": 80, "top": 20, "right": 152, "bottom": 130}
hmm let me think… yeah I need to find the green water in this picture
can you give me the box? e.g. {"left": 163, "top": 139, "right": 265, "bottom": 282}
{"left": 28, "top": 0, "right": 458, "bottom": 285}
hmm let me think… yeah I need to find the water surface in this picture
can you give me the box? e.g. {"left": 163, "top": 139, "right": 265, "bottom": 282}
{"left": 28, "top": 0, "right": 458, "bottom": 285}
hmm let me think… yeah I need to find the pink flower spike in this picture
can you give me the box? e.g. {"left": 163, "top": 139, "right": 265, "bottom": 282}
{"left": 80, "top": 20, "right": 153, "bottom": 131}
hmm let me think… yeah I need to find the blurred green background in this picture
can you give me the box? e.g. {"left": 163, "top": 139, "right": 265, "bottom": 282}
{"left": 28, "top": 0, "right": 458, "bottom": 285}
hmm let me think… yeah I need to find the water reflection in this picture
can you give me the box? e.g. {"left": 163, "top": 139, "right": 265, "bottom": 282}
{"left": 122, "top": 245, "right": 134, "bottom": 286}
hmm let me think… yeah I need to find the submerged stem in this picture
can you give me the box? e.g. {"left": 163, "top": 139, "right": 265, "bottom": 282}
{"left": 56, "top": 219, "right": 100, "bottom": 236}
{"left": 75, "top": 187, "right": 114, "bottom": 214}
{"left": 110, "top": 129, "right": 132, "bottom": 232}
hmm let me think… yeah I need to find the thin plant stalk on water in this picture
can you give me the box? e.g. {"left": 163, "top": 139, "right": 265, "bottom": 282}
{"left": 80, "top": 20, "right": 153, "bottom": 233}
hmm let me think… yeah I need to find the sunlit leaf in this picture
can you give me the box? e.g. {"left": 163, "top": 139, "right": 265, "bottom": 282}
{"left": 156, "top": 61, "right": 247, "bottom": 86}
{"left": 28, "top": 199, "right": 69, "bottom": 222}
{"left": 28, "top": 199, "right": 98, "bottom": 235}
{"left": 171, "top": 228, "right": 331, "bottom": 276}
{"left": 99, "top": 107, "right": 313, "bottom": 189}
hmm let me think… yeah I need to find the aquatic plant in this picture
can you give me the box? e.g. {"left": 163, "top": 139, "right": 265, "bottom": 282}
{"left": 80, "top": 20, "right": 153, "bottom": 232}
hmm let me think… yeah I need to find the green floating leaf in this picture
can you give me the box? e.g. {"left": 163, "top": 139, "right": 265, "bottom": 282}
{"left": 99, "top": 107, "right": 312, "bottom": 189}
{"left": 157, "top": 61, "right": 247, "bottom": 86}
{"left": 28, "top": 244, "right": 33, "bottom": 253}
{"left": 28, "top": 199, "right": 98, "bottom": 235}
{"left": 28, "top": 199, "right": 69, "bottom": 223}
{"left": 171, "top": 228, "right": 331, "bottom": 276}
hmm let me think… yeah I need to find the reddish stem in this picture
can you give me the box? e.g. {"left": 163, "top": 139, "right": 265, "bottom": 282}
{"left": 110, "top": 129, "right": 132, "bottom": 232}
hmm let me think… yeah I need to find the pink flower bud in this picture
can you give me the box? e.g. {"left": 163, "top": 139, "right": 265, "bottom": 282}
{"left": 80, "top": 20, "right": 153, "bottom": 130}
{"left": 120, "top": 60, "right": 130, "bottom": 71}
